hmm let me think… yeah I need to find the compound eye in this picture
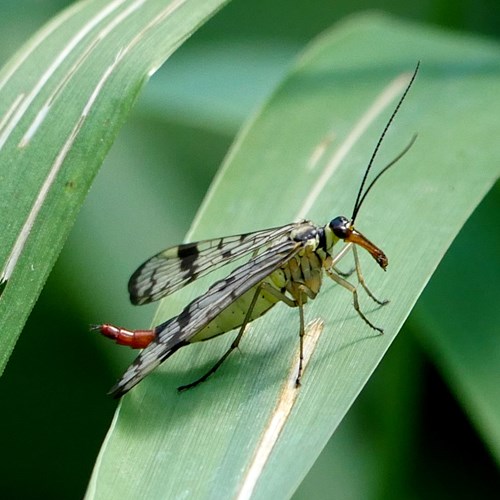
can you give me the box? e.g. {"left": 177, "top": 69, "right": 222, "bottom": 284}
{"left": 330, "top": 216, "right": 351, "bottom": 239}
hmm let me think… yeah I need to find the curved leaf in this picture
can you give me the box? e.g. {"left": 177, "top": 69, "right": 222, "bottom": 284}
{"left": 0, "top": 0, "right": 230, "bottom": 372}
{"left": 414, "top": 185, "right": 500, "bottom": 462}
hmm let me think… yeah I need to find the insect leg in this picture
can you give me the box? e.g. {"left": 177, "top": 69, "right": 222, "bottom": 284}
{"left": 296, "top": 292, "right": 305, "bottom": 387}
{"left": 352, "top": 245, "right": 388, "bottom": 306}
{"left": 177, "top": 284, "right": 265, "bottom": 392}
{"left": 260, "top": 282, "right": 306, "bottom": 387}
{"left": 325, "top": 268, "right": 384, "bottom": 334}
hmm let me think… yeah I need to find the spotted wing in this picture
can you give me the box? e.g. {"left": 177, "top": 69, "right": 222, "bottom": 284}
{"left": 110, "top": 237, "right": 303, "bottom": 397}
{"left": 128, "top": 223, "right": 299, "bottom": 305}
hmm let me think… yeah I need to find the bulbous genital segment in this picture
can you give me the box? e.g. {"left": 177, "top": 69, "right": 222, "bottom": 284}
{"left": 95, "top": 324, "right": 156, "bottom": 349}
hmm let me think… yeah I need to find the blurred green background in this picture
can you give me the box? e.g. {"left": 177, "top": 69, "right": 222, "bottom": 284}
{"left": 0, "top": 1, "right": 498, "bottom": 498}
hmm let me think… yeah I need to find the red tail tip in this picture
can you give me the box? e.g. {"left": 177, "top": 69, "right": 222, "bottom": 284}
{"left": 92, "top": 323, "right": 155, "bottom": 349}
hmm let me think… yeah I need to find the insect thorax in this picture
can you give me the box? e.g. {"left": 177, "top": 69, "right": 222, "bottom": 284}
{"left": 289, "top": 220, "right": 339, "bottom": 254}
{"left": 272, "top": 221, "right": 338, "bottom": 305}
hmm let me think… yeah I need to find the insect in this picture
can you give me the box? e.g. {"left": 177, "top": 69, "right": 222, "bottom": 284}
{"left": 96, "top": 63, "right": 419, "bottom": 398}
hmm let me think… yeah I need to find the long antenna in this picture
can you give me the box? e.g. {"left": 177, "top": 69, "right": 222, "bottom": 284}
{"left": 353, "top": 133, "right": 417, "bottom": 216}
{"left": 351, "top": 62, "right": 420, "bottom": 222}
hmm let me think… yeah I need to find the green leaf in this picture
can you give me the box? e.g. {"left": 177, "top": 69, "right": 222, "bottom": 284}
{"left": 413, "top": 184, "right": 500, "bottom": 462}
{"left": 87, "top": 14, "right": 500, "bottom": 499}
{"left": 0, "top": 0, "right": 230, "bottom": 373}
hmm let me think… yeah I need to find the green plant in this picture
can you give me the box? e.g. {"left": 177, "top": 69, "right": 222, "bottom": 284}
{"left": 0, "top": 1, "right": 498, "bottom": 498}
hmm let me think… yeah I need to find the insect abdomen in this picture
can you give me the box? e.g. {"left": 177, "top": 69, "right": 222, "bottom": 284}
{"left": 190, "top": 271, "right": 286, "bottom": 343}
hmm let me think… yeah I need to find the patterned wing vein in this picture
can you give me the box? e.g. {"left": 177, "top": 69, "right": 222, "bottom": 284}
{"left": 128, "top": 223, "right": 299, "bottom": 305}
{"left": 110, "top": 238, "right": 302, "bottom": 397}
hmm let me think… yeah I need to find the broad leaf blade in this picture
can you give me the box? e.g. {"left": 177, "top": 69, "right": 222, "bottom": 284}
{"left": 0, "top": 0, "right": 230, "bottom": 373}
{"left": 88, "top": 15, "right": 500, "bottom": 499}
{"left": 414, "top": 185, "right": 500, "bottom": 462}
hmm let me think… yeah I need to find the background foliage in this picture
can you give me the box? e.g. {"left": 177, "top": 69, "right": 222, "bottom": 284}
{"left": 0, "top": 0, "right": 498, "bottom": 498}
